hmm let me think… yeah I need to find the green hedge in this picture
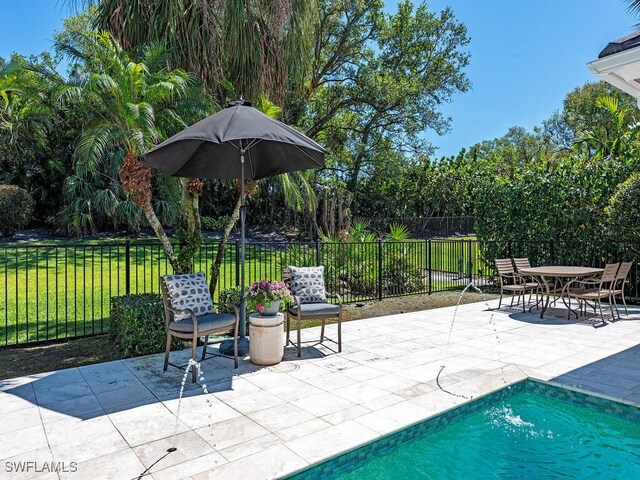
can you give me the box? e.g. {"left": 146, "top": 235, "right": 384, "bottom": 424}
{"left": 0, "top": 184, "right": 34, "bottom": 236}
{"left": 110, "top": 294, "right": 181, "bottom": 357}
{"left": 218, "top": 287, "right": 242, "bottom": 314}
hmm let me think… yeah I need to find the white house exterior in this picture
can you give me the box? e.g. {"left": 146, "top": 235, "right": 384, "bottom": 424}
{"left": 588, "top": 32, "right": 640, "bottom": 106}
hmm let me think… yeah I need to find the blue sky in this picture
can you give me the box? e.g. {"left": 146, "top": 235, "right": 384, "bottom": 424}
{"left": 0, "top": 0, "right": 636, "bottom": 157}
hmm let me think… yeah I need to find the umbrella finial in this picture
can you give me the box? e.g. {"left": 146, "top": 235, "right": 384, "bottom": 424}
{"left": 228, "top": 95, "right": 250, "bottom": 108}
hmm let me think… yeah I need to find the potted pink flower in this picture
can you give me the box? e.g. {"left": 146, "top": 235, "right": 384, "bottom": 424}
{"left": 246, "top": 280, "right": 293, "bottom": 316}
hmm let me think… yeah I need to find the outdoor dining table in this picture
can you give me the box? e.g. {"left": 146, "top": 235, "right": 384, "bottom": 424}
{"left": 519, "top": 266, "right": 604, "bottom": 319}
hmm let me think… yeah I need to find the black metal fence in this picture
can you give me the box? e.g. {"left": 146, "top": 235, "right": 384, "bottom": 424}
{"left": 1, "top": 238, "right": 638, "bottom": 347}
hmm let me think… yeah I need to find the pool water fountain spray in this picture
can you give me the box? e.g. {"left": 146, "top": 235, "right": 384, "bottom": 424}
{"left": 169, "top": 358, "right": 210, "bottom": 452}
{"left": 135, "top": 358, "right": 211, "bottom": 480}
{"left": 436, "top": 282, "right": 502, "bottom": 399}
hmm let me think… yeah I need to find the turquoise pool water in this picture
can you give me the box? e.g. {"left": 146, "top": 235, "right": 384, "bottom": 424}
{"left": 287, "top": 381, "right": 640, "bottom": 480}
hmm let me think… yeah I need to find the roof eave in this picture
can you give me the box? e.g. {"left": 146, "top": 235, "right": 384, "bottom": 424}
{"left": 587, "top": 45, "right": 640, "bottom": 106}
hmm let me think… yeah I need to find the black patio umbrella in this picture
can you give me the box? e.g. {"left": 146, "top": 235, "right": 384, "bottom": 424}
{"left": 141, "top": 98, "right": 327, "bottom": 355}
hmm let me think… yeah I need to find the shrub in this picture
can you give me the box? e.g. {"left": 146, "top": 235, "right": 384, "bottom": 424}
{"left": 201, "top": 215, "right": 231, "bottom": 232}
{"left": 218, "top": 287, "right": 242, "bottom": 314}
{"left": 381, "top": 241, "right": 424, "bottom": 295}
{"left": 0, "top": 185, "right": 35, "bottom": 236}
{"left": 382, "top": 255, "right": 424, "bottom": 295}
{"left": 110, "top": 294, "right": 181, "bottom": 357}
{"left": 607, "top": 172, "right": 640, "bottom": 243}
{"left": 218, "top": 286, "right": 247, "bottom": 333}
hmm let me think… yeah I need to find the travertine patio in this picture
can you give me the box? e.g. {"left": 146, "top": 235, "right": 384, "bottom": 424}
{"left": 2, "top": 299, "right": 640, "bottom": 480}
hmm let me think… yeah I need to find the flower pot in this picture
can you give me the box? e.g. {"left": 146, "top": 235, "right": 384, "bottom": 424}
{"left": 260, "top": 300, "right": 281, "bottom": 316}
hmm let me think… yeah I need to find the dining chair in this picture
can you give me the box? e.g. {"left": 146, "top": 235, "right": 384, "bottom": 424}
{"left": 495, "top": 258, "right": 539, "bottom": 312}
{"left": 611, "top": 261, "right": 633, "bottom": 317}
{"left": 569, "top": 263, "right": 620, "bottom": 326}
{"left": 512, "top": 258, "right": 540, "bottom": 310}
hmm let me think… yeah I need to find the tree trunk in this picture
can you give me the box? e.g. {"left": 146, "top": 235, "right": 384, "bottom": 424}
{"left": 329, "top": 195, "right": 337, "bottom": 235}
{"left": 177, "top": 178, "right": 203, "bottom": 273}
{"left": 321, "top": 190, "right": 329, "bottom": 236}
{"left": 119, "top": 149, "right": 183, "bottom": 274}
{"left": 141, "top": 200, "right": 183, "bottom": 273}
{"left": 209, "top": 193, "right": 243, "bottom": 295}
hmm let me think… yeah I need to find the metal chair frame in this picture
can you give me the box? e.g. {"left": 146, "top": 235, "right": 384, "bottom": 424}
{"left": 569, "top": 263, "right": 620, "bottom": 327}
{"left": 160, "top": 275, "right": 240, "bottom": 382}
{"left": 283, "top": 267, "right": 342, "bottom": 357}
{"left": 611, "top": 261, "right": 633, "bottom": 318}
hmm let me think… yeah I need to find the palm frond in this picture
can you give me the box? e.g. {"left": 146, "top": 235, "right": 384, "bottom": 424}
{"left": 74, "top": 121, "right": 124, "bottom": 176}
{"left": 596, "top": 95, "right": 619, "bottom": 113}
{"left": 255, "top": 94, "right": 282, "bottom": 119}
{"left": 386, "top": 222, "right": 410, "bottom": 241}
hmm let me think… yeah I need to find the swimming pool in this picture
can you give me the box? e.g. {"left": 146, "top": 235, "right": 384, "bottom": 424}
{"left": 286, "top": 380, "right": 640, "bottom": 479}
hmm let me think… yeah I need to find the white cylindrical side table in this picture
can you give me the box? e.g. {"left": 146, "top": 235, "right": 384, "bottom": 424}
{"left": 249, "top": 312, "right": 284, "bottom": 366}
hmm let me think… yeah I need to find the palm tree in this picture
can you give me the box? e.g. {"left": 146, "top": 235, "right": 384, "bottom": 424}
{"left": 76, "top": 0, "right": 316, "bottom": 107}
{"left": 575, "top": 95, "right": 640, "bottom": 160}
{"left": 58, "top": 31, "right": 203, "bottom": 272}
{"left": 628, "top": 0, "right": 640, "bottom": 22}
{"left": 0, "top": 61, "right": 52, "bottom": 158}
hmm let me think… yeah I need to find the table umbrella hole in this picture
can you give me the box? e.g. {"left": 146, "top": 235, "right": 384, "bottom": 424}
{"left": 268, "top": 363, "right": 299, "bottom": 373}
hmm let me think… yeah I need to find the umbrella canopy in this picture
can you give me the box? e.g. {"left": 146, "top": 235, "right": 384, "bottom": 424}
{"left": 140, "top": 99, "right": 326, "bottom": 356}
{"left": 142, "top": 99, "right": 326, "bottom": 178}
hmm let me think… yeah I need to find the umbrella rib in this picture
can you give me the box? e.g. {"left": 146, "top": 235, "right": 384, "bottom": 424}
{"left": 246, "top": 147, "right": 256, "bottom": 179}
{"left": 290, "top": 142, "right": 326, "bottom": 169}
{"left": 228, "top": 138, "right": 262, "bottom": 151}
{"left": 228, "top": 137, "right": 323, "bottom": 176}
{"left": 222, "top": 107, "right": 240, "bottom": 144}
{"left": 246, "top": 138, "right": 262, "bottom": 150}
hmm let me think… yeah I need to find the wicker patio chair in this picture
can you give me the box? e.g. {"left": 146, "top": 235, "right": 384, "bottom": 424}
{"left": 495, "top": 258, "right": 539, "bottom": 312}
{"left": 284, "top": 266, "right": 342, "bottom": 357}
{"left": 160, "top": 273, "right": 240, "bottom": 382}
{"left": 569, "top": 263, "right": 619, "bottom": 326}
{"left": 611, "top": 261, "right": 633, "bottom": 317}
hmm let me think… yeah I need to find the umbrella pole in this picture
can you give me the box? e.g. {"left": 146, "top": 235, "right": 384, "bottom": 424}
{"left": 220, "top": 149, "right": 250, "bottom": 357}
{"left": 239, "top": 149, "right": 247, "bottom": 339}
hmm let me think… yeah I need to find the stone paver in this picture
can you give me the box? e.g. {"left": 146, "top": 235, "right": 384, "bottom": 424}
{"left": 1, "top": 299, "right": 640, "bottom": 479}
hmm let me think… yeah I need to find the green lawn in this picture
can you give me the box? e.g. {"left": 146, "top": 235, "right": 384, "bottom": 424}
{"left": 0, "top": 237, "right": 491, "bottom": 346}
{"left": 0, "top": 241, "right": 275, "bottom": 345}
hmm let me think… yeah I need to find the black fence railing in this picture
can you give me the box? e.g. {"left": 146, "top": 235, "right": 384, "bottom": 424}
{"left": 1, "top": 238, "right": 638, "bottom": 347}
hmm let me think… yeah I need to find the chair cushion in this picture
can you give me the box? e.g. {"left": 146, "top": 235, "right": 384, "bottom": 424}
{"left": 169, "top": 312, "right": 236, "bottom": 334}
{"left": 163, "top": 272, "right": 215, "bottom": 321}
{"left": 288, "top": 302, "right": 340, "bottom": 316}
{"left": 288, "top": 266, "right": 327, "bottom": 304}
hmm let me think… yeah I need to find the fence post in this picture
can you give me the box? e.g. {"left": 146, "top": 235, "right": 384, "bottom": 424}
{"left": 428, "top": 239, "right": 432, "bottom": 295}
{"left": 125, "top": 240, "right": 131, "bottom": 295}
{"left": 235, "top": 240, "right": 240, "bottom": 287}
{"left": 378, "top": 239, "right": 383, "bottom": 301}
{"left": 315, "top": 238, "right": 321, "bottom": 266}
{"left": 467, "top": 240, "right": 473, "bottom": 280}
